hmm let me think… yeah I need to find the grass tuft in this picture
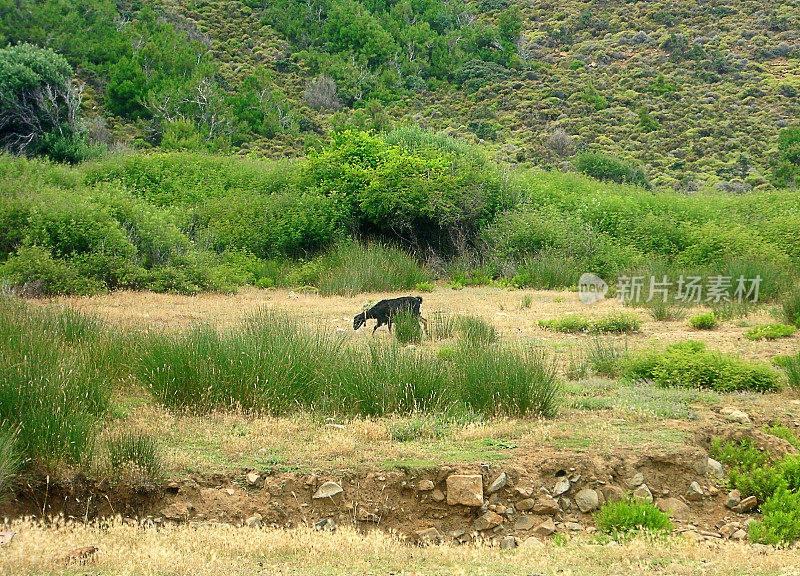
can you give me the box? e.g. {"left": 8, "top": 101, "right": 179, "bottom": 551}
{"left": 689, "top": 312, "right": 718, "bottom": 330}
{"left": 745, "top": 324, "right": 797, "bottom": 341}
{"left": 596, "top": 499, "right": 673, "bottom": 538}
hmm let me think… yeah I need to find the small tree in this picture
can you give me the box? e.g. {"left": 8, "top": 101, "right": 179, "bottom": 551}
{"left": 547, "top": 129, "right": 574, "bottom": 157}
{"left": 0, "top": 43, "right": 86, "bottom": 162}
{"left": 304, "top": 74, "right": 341, "bottom": 110}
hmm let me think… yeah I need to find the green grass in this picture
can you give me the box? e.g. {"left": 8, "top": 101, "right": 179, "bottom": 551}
{"left": 0, "top": 429, "right": 18, "bottom": 500}
{"left": 745, "top": 324, "right": 797, "bottom": 341}
{"left": 643, "top": 300, "right": 687, "bottom": 322}
{"left": 587, "top": 339, "right": 628, "bottom": 379}
{"left": 455, "top": 315, "right": 498, "bottom": 345}
{"left": 540, "top": 313, "right": 640, "bottom": 335}
{"left": 427, "top": 310, "right": 456, "bottom": 341}
{"left": 596, "top": 499, "right": 673, "bottom": 538}
{"left": 106, "top": 432, "right": 163, "bottom": 481}
{"left": 623, "top": 341, "right": 781, "bottom": 393}
{"left": 539, "top": 315, "right": 589, "bottom": 333}
{"left": 392, "top": 309, "right": 423, "bottom": 345}
{"left": 689, "top": 312, "right": 718, "bottom": 330}
{"left": 782, "top": 289, "right": 800, "bottom": 328}
{"left": 780, "top": 354, "right": 800, "bottom": 390}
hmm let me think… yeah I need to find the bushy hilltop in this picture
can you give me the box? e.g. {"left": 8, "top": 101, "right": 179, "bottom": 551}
{"left": 1, "top": 0, "right": 798, "bottom": 189}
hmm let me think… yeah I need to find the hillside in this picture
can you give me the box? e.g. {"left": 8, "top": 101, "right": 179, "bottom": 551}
{"left": 1, "top": 0, "right": 798, "bottom": 190}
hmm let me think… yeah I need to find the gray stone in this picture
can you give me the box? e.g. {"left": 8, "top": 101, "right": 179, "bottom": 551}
{"left": 245, "top": 514, "right": 262, "bottom": 528}
{"left": 632, "top": 484, "right": 653, "bottom": 504}
{"left": 414, "top": 527, "right": 442, "bottom": 545}
{"left": 626, "top": 473, "right": 645, "bottom": 488}
{"left": 686, "top": 481, "right": 704, "bottom": 501}
{"left": 731, "top": 529, "right": 748, "bottom": 541}
{"left": 515, "top": 515, "right": 537, "bottom": 531}
{"left": 313, "top": 481, "right": 343, "bottom": 499}
{"left": 734, "top": 495, "right": 758, "bottom": 513}
{"left": 564, "top": 521, "right": 584, "bottom": 531}
{"left": 655, "top": 498, "right": 691, "bottom": 522}
{"left": 720, "top": 522, "right": 743, "bottom": 538}
{"left": 522, "top": 536, "right": 546, "bottom": 549}
{"left": 706, "top": 458, "right": 724, "bottom": 478}
{"left": 575, "top": 489, "right": 600, "bottom": 513}
{"left": 600, "top": 485, "right": 626, "bottom": 503}
{"left": 446, "top": 474, "right": 484, "bottom": 507}
{"left": 314, "top": 518, "right": 335, "bottom": 531}
{"left": 532, "top": 518, "right": 557, "bottom": 537}
{"left": 431, "top": 489, "right": 445, "bottom": 502}
{"left": 474, "top": 511, "right": 504, "bottom": 531}
{"left": 246, "top": 472, "right": 260, "bottom": 486}
{"left": 488, "top": 472, "right": 508, "bottom": 494}
{"left": 553, "top": 478, "right": 571, "bottom": 496}
{"left": 499, "top": 535, "right": 518, "bottom": 549}
{"left": 720, "top": 407, "right": 751, "bottom": 425}
{"left": 417, "top": 479, "right": 435, "bottom": 491}
{"left": 518, "top": 495, "right": 560, "bottom": 515}
{"left": 726, "top": 489, "right": 742, "bottom": 509}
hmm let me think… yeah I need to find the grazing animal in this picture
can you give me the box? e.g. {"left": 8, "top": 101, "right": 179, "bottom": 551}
{"left": 353, "top": 296, "right": 426, "bottom": 334}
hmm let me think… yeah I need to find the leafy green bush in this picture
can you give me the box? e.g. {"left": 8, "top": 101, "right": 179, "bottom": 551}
{"left": 689, "top": 312, "right": 718, "bottom": 330}
{"left": 539, "top": 313, "right": 640, "bottom": 334}
{"left": 596, "top": 499, "right": 673, "bottom": 537}
{"left": 623, "top": 341, "right": 781, "bottom": 393}
{"left": 749, "top": 488, "right": 800, "bottom": 545}
{"left": 710, "top": 438, "right": 770, "bottom": 471}
{"left": 0, "top": 245, "right": 106, "bottom": 296}
{"left": 745, "top": 324, "right": 797, "bottom": 340}
{"left": 575, "top": 153, "right": 650, "bottom": 188}
{"left": 539, "top": 315, "right": 590, "bottom": 333}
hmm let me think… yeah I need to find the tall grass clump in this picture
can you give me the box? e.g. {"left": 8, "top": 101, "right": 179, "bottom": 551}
{"left": 455, "top": 315, "right": 498, "bottom": 345}
{"left": 783, "top": 288, "right": 800, "bottom": 327}
{"left": 427, "top": 310, "right": 456, "bottom": 341}
{"left": 330, "top": 344, "right": 450, "bottom": 416}
{"left": 0, "top": 298, "right": 110, "bottom": 467}
{"left": 644, "top": 300, "right": 687, "bottom": 322}
{"left": 776, "top": 353, "right": 800, "bottom": 390}
{"left": 0, "top": 430, "right": 18, "bottom": 499}
{"left": 451, "top": 344, "right": 560, "bottom": 417}
{"left": 316, "top": 240, "right": 430, "bottom": 296}
{"left": 587, "top": 338, "right": 628, "bottom": 378}
{"left": 392, "top": 309, "right": 423, "bottom": 344}
{"left": 137, "top": 309, "right": 339, "bottom": 412}
{"left": 106, "top": 432, "right": 163, "bottom": 481}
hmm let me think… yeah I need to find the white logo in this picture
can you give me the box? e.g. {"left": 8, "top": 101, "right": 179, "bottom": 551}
{"left": 578, "top": 273, "right": 608, "bottom": 305}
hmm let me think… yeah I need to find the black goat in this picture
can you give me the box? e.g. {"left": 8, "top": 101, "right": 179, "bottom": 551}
{"left": 353, "top": 296, "right": 426, "bottom": 334}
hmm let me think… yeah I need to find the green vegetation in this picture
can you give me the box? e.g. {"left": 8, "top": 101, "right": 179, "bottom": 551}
{"left": 783, "top": 289, "right": 800, "bottom": 327}
{"left": 393, "top": 310, "right": 424, "bottom": 345}
{"left": 595, "top": 499, "right": 673, "bottom": 538}
{"left": 623, "top": 341, "right": 782, "bottom": 393}
{"left": 745, "top": 324, "right": 797, "bottom": 341}
{"left": 539, "top": 313, "right": 640, "bottom": 334}
{"left": 106, "top": 432, "right": 163, "bottom": 481}
{"left": 689, "top": 312, "right": 718, "bottom": 330}
{"left": 455, "top": 315, "right": 499, "bottom": 345}
{"left": 775, "top": 353, "right": 800, "bottom": 390}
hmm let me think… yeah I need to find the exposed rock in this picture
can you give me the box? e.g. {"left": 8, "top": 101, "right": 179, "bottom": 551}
{"left": 223, "top": 488, "right": 235, "bottom": 496}
{"left": 734, "top": 495, "right": 758, "bottom": 513}
{"left": 313, "top": 481, "right": 343, "bottom": 499}
{"left": 447, "top": 474, "right": 484, "bottom": 507}
{"left": 720, "top": 407, "right": 752, "bottom": 425}
{"left": 246, "top": 472, "right": 260, "bottom": 486}
{"left": 559, "top": 496, "right": 572, "bottom": 511}
{"left": 417, "top": 480, "right": 435, "bottom": 492}
{"left": 357, "top": 509, "right": 379, "bottom": 523}
{"left": 518, "top": 495, "right": 560, "bottom": 515}
{"left": 487, "top": 472, "right": 508, "bottom": 494}
{"left": 532, "top": 518, "right": 557, "bottom": 537}
{"left": 474, "top": 511, "right": 504, "bottom": 531}
{"left": 161, "top": 502, "right": 191, "bottom": 520}
{"left": 553, "top": 478, "right": 571, "bottom": 496}
{"left": 515, "top": 515, "right": 537, "bottom": 531}
{"left": 686, "top": 482, "right": 704, "bottom": 501}
{"left": 564, "top": 521, "right": 584, "bottom": 531}
{"left": 575, "top": 489, "right": 600, "bottom": 513}
{"left": 720, "top": 522, "right": 744, "bottom": 538}
{"left": 314, "top": 518, "right": 335, "bottom": 531}
{"left": 706, "top": 458, "right": 724, "bottom": 478}
{"left": 726, "top": 489, "right": 742, "bottom": 509}
{"left": 731, "top": 529, "right": 748, "bottom": 541}
{"left": 600, "top": 485, "right": 626, "bottom": 503}
{"left": 632, "top": 484, "right": 653, "bottom": 504}
{"left": 414, "top": 527, "right": 442, "bottom": 545}
{"left": 245, "top": 514, "right": 262, "bottom": 528}
{"left": 499, "top": 535, "right": 518, "bottom": 549}
{"left": 655, "top": 498, "right": 691, "bottom": 522}
{"left": 626, "top": 473, "right": 645, "bottom": 488}
{"left": 522, "top": 536, "right": 546, "bottom": 549}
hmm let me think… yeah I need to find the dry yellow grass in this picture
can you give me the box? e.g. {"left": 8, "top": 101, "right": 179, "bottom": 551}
{"left": 2, "top": 518, "right": 799, "bottom": 576}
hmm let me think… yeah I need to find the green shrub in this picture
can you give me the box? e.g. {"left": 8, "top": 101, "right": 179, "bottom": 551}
{"left": 539, "top": 315, "right": 590, "bottom": 333}
{"left": 587, "top": 339, "right": 628, "bottom": 379}
{"left": 389, "top": 415, "right": 447, "bottom": 442}
{"left": 428, "top": 310, "right": 456, "bottom": 341}
{"left": 778, "top": 354, "right": 800, "bottom": 390}
{"left": 107, "top": 432, "right": 163, "bottom": 480}
{"left": 745, "top": 324, "right": 797, "bottom": 341}
{"left": 393, "top": 309, "right": 423, "bottom": 345}
{"left": 624, "top": 341, "right": 782, "bottom": 393}
{"left": 589, "top": 313, "right": 641, "bottom": 334}
{"left": 0, "top": 245, "right": 105, "bottom": 296}
{"left": 596, "top": 499, "right": 673, "bottom": 537}
{"left": 749, "top": 488, "right": 800, "bottom": 546}
{"left": 415, "top": 281, "right": 435, "bottom": 292}
{"left": 575, "top": 153, "right": 650, "bottom": 188}
{"left": 763, "top": 425, "right": 800, "bottom": 450}
{"left": 782, "top": 289, "right": 800, "bottom": 327}
{"left": 689, "top": 312, "right": 718, "bottom": 330}
{"left": 710, "top": 438, "right": 769, "bottom": 471}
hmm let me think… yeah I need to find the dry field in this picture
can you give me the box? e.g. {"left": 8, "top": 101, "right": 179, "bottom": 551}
{"left": 5, "top": 285, "right": 800, "bottom": 575}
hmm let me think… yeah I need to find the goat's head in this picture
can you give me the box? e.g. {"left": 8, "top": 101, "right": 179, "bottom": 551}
{"left": 353, "top": 312, "right": 367, "bottom": 330}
